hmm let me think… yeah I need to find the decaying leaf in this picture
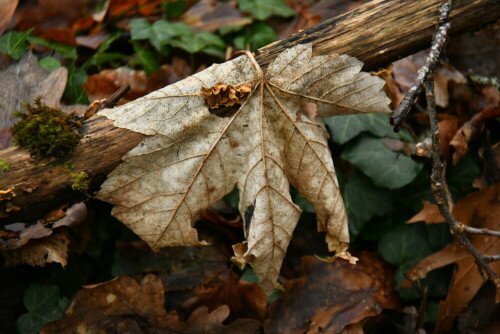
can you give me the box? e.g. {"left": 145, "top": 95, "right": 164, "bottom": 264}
{"left": 42, "top": 274, "right": 260, "bottom": 334}
{"left": 98, "top": 43, "right": 390, "bottom": 293}
{"left": 265, "top": 253, "right": 401, "bottom": 334}
{"left": 405, "top": 184, "right": 500, "bottom": 332}
{"left": 0, "top": 52, "right": 67, "bottom": 129}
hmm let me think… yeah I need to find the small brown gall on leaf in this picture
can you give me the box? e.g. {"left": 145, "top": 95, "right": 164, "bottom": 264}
{"left": 201, "top": 82, "right": 252, "bottom": 117}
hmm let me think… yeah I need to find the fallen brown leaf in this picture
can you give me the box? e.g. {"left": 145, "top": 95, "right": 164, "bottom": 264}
{"left": 42, "top": 274, "right": 260, "bottom": 334}
{"left": 473, "top": 141, "right": 500, "bottom": 189}
{"left": 407, "top": 200, "right": 444, "bottom": 224}
{"left": 181, "top": 0, "right": 252, "bottom": 32}
{"left": 1, "top": 202, "right": 90, "bottom": 267}
{"left": 450, "top": 105, "right": 500, "bottom": 164}
{"left": 275, "top": 0, "right": 321, "bottom": 38}
{"left": 447, "top": 26, "right": 500, "bottom": 78}
{"left": 0, "top": 52, "right": 67, "bottom": 126}
{"left": 405, "top": 184, "right": 500, "bottom": 332}
{"left": 83, "top": 58, "right": 192, "bottom": 104}
{"left": 265, "top": 252, "right": 400, "bottom": 334}
{"left": 189, "top": 272, "right": 267, "bottom": 322}
{"left": 0, "top": 0, "right": 18, "bottom": 35}
{"left": 14, "top": 0, "right": 87, "bottom": 38}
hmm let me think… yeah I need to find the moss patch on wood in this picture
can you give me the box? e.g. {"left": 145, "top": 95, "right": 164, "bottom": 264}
{"left": 0, "top": 159, "right": 10, "bottom": 174}
{"left": 69, "top": 171, "right": 90, "bottom": 194}
{"left": 11, "top": 97, "right": 82, "bottom": 159}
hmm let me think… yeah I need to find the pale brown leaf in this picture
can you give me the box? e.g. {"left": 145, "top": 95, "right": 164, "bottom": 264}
{"left": 98, "top": 43, "right": 390, "bottom": 293}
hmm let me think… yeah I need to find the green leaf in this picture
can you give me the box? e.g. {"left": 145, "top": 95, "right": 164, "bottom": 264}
{"left": 378, "top": 223, "right": 432, "bottom": 266}
{"left": 170, "top": 31, "right": 225, "bottom": 54}
{"left": 86, "top": 52, "right": 125, "bottom": 67}
{"left": 342, "top": 134, "right": 422, "bottom": 189}
{"left": 447, "top": 154, "right": 480, "bottom": 197}
{"left": 153, "top": 20, "right": 191, "bottom": 39}
{"left": 325, "top": 113, "right": 413, "bottom": 144}
{"left": 0, "top": 29, "right": 33, "bottom": 59}
{"left": 16, "top": 283, "right": 68, "bottom": 334}
{"left": 343, "top": 170, "right": 393, "bottom": 237}
{"left": 27, "top": 36, "right": 77, "bottom": 60}
{"left": 234, "top": 22, "right": 277, "bottom": 51}
{"left": 130, "top": 18, "right": 153, "bottom": 41}
{"left": 396, "top": 168, "right": 432, "bottom": 212}
{"left": 38, "top": 57, "right": 61, "bottom": 71}
{"left": 237, "top": 0, "right": 295, "bottom": 20}
{"left": 293, "top": 191, "right": 315, "bottom": 213}
{"left": 425, "top": 223, "right": 452, "bottom": 251}
{"left": 132, "top": 42, "right": 160, "bottom": 73}
{"left": 219, "top": 25, "right": 245, "bottom": 36}
{"left": 240, "top": 266, "right": 259, "bottom": 283}
{"left": 224, "top": 187, "right": 240, "bottom": 210}
{"left": 65, "top": 66, "right": 88, "bottom": 104}
{"left": 84, "top": 32, "right": 125, "bottom": 68}
{"left": 163, "top": 0, "right": 187, "bottom": 19}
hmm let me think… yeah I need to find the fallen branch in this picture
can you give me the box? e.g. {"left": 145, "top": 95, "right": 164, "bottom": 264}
{"left": 425, "top": 75, "right": 500, "bottom": 286}
{"left": 0, "top": 0, "right": 499, "bottom": 225}
{"left": 390, "top": 0, "right": 500, "bottom": 288}
{"left": 390, "top": 0, "right": 452, "bottom": 130}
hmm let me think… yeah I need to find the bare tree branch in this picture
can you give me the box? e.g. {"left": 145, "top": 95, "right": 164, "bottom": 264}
{"left": 425, "top": 77, "right": 500, "bottom": 286}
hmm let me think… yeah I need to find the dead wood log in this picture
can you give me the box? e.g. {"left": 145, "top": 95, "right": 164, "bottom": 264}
{"left": 1, "top": 0, "right": 499, "bottom": 225}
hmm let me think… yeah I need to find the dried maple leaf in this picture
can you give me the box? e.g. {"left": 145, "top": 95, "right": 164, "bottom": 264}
{"left": 97, "top": 43, "right": 390, "bottom": 293}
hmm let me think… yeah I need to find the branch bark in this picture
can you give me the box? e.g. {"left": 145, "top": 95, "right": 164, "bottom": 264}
{"left": 1, "top": 0, "right": 499, "bottom": 225}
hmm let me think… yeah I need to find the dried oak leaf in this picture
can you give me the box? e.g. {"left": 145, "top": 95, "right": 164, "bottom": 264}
{"left": 97, "top": 43, "right": 391, "bottom": 294}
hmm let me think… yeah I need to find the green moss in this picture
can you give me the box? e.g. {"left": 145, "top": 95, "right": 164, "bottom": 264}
{"left": 11, "top": 97, "right": 82, "bottom": 160}
{"left": 0, "top": 159, "right": 10, "bottom": 174}
{"left": 69, "top": 171, "right": 90, "bottom": 194}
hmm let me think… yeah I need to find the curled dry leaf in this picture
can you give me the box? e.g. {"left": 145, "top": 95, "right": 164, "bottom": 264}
{"left": 98, "top": 43, "right": 390, "bottom": 293}
{"left": 1, "top": 203, "right": 89, "bottom": 267}
{"left": 450, "top": 105, "right": 500, "bottom": 164}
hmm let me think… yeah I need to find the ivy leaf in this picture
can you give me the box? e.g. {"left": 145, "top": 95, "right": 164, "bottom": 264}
{"left": 27, "top": 36, "right": 78, "bottom": 60}
{"left": 97, "top": 44, "right": 390, "bottom": 293}
{"left": 234, "top": 22, "right": 277, "bottom": 51}
{"left": 342, "top": 134, "right": 422, "bottom": 189}
{"left": 16, "top": 283, "right": 69, "bottom": 334}
{"left": 38, "top": 57, "right": 61, "bottom": 71}
{"left": 132, "top": 42, "right": 160, "bottom": 73}
{"left": 325, "top": 113, "right": 414, "bottom": 144}
{"left": 0, "top": 29, "right": 33, "bottom": 60}
{"left": 343, "top": 170, "right": 393, "bottom": 238}
{"left": 237, "top": 0, "right": 295, "bottom": 20}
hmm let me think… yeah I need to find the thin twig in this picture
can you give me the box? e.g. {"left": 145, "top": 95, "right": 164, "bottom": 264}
{"left": 391, "top": 0, "right": 452, "bottom": 130}
{"left": 457, "top": 224, "right": 500, "bottom": 238}
{"left": 484, "top": 255, "right": 500, "bottom": 263}
{"left": 424, "top": 77, "right": 500, "bottom": 286}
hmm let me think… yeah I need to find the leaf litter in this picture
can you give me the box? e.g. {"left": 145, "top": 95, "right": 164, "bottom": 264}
{"left": 405, "top": 184, "right": 500, "bottom": 332}
{"left": 97, "top": 43, "right": 390, "bottom": 293}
